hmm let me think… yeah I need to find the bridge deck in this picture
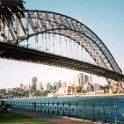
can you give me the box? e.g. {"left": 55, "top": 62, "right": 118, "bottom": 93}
{"left": 0, "top": 42, "right": 124, "bottom": 81}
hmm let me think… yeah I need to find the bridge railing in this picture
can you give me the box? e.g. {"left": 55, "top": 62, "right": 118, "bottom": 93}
{"left": 6, "top": 99, "right": 124, "bottom": 124}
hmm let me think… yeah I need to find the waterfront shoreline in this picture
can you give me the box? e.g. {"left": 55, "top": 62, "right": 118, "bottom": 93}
{"left": 46, "top": 93, "right": 124, "bottom": 99}
{"left": 64, "top": 93, "right": 124, "bottom": 98}
{"left": 5, "top": 93, "right": 124, "bottom": 100}
{"left": 6, "top": 94, "right": 124, "bottom": 123}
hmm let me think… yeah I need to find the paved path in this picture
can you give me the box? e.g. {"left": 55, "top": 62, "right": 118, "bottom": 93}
{"left": 12, "top": 110, "right": 99, "bottom": 124}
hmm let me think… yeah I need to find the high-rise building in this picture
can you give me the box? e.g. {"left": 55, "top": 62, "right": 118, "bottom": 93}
{"left": 36, "top": 82, "right": 43, "bottom": 91}
{"left": 89, "top": 75, "right": 93, "bottom": 84}
{"left": 77, "top": 73, "right": 89, "bottom": 87}
{"left": 20, "top": 83, "right": 23, "bottom": 88}
{"left": 78, "top": 73, "right": 84, "bottom": 86}
{"left": 46, "top": 82, "right": 52, "bottom": 91}
{"left": 32, "top": 76, "right": 38, "bottom": 91}
{"left": 54, "top": 81, "right": 61, "bottom": 91}
{"left": 23, "top": 84, "right": 31, "bottom": 91}
{"left": 84, "top": 75, "right": 89, "bottom": 83}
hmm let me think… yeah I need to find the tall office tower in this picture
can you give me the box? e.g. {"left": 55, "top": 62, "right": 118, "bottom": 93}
{"left": 89, "top": 75, "right": 93, "bottom": 84}
{"left": 54, "top": 81, "right": 61, "bottom": 91}
{"left": 77, "top": 73, "right": 84, "bottom": 87}
{"left": 84, "top": 75, "right": 89, "bottom": 83}
{"left": 20, "top": 83, "right": 23, "bottom": 89}
{"left": 36, "top": 82, "right": 43, "bottom": 91}
{"left": 46, "top": 82, "right": 52, "bottom": 91}
{"left": 32, "top": 76, "right": 38, "bottom": 91}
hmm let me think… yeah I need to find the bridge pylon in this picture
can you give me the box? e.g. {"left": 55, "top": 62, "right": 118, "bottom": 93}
{"left": 108, "top": 79, "right": 123, "bottom": 94}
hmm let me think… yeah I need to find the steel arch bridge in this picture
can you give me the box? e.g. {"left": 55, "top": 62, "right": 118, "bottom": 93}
{"left": 0, "top": 10, "right": 124, "bottom": 92}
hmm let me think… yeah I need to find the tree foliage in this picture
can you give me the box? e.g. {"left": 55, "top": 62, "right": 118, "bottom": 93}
{"left": 0, "top": 0, "right": 25, "bottom": 26}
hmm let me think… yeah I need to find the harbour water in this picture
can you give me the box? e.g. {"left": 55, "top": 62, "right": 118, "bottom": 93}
{"left": 6, "top": 96, "right": 124, "bottom": 124}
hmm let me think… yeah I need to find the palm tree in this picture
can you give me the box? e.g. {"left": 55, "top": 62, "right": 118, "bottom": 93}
{"left": 0, "top": 0, "right": 25, "bottom": 25}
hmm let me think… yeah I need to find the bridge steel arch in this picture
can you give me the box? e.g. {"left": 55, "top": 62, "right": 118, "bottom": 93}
{"left": 1, "top": 9, "right": 124, "bottom": 93}
{"left": 1, "top": 10, "right": 123, "bottom": 86}
{"left": 3, "top": 9, "right": 121, "bottom": 75}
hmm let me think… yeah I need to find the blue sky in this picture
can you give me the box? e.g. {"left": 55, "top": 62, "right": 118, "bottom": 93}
{"left": 25, "top": 0, "right": 124, "bottom": 67}
{"left": 0, "top": 0, "right": 124, "bottom": 88}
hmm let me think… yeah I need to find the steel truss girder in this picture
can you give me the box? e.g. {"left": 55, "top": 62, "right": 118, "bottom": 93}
{"left": 1, "top": 9, "right": 122, "bottom": 74}
{"left": 0, "top": 42, "right": 124, "bottom": 81}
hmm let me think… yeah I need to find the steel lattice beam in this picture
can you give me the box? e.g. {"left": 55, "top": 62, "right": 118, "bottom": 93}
{"left": 0, "top": 42, "right": 124, "bottom": 81}
{"left": 0, "top": 9, "right": 122, "bottom": 76}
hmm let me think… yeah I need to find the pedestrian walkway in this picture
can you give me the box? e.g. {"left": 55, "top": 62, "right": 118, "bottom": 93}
{"left": 12, "top": 110, "right": 99, "bottom": 124}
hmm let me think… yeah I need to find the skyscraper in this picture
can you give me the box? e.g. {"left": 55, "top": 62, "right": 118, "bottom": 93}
{"left": 20, "top": 83, "right": 23, "bottom": 88}
{"left": 32, "top": 76, "right": 38, "bottom": 91}
{"left": 84, "top": 75, "right": 89, "bottom": 83}
{"left": 78, "top": 73, "right": 84, "bottom": 86}
{"left": 46, "top": 82, "right": 52, "bottom": 91}
{"left": 36, "top": 82, "right": 43, "bottom": 91}
{"left": 54, "top": 81, "right": 61, "bottom": 91}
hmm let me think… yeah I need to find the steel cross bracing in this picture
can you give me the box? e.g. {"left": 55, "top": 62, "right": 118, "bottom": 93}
{"left": 0, "top": 10, "right": 122, "bottom": 77}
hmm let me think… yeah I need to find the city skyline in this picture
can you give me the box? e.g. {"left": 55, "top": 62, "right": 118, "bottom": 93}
{"left": 0, "top": 0, "right": 124, "bottom": 88}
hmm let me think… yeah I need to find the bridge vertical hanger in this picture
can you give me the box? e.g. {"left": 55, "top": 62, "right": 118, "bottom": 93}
{"left": 52, "top": 31, "right": 54, "bottom": 53}
{"left": 46, "top": 13, "right": 49, "bottom": 52}
{"left": 5, "top": 18, "right": 10, "bottom": 42}
{"left": 53, "top": 14, "right": 57, "bottom": 54}
{"left": 79, "top": 40, "right": 82, "bottom": 61}
{"left": 42, "top": 13, "right": 47, "bottom": 51}
{"left": 48, "top": 30, "right": 50, "bottom": 52}
{"left": 74, "top": 39, "right": 76, "bottom": 59}
{"left": 71, "top": 38, "right": 74, "bottom": 59}
{"left": 0, "top": 15, "right": 5, "bottom": 42}
{"left": 51, "top": 14, "right": 54, "bottom": 54}
{"left": 54, "top": 31, "right": 57, "bottom": 53}
{"left": 34, "top": 11, "right": 38, "bottom": 49}
{"left": 13, "top": 14, "right": 19, "bottom": 43}
{"left": 25, "top": 12, "right": 29, "bottom": 48}
{"left": 77, "top": 40, "right": 79, "bottom": 60}
{"left": 69, "top": 37, "right": 71, "bottom": 59}
{"left": 87, "top": 42, "right": 92, "bottom": 64}
{"left": 45, "top": 32, "right": 47, "bottom": 51}
{"left": 42, "top": 32, "right": 44, "bottom": 51}
{"left": 5, "top": 18, "right": 15, "bottom": 43}
{"left": 58, "top": 15, "right": 62, "bottom": 55}
{"left": 65, "top": 34, "right": 68, "bottom": 57}
{"left": 44, "top": 13, "right": 49, "bottom": 51}
{"left": 59, "top": 32, "right": 62, "bottom": 55}
{"left": 1, "top": 17, "right": 10, "bottom": 42}
{"left": 76, "top": 41, "right": 79, "bottom": 60}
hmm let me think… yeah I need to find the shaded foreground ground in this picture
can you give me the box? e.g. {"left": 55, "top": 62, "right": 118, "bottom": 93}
{"left": 0, "top": 112, "right": 54, "bottom": 124}
{"left": 11, "top": 110, "right": 99, "bottom": 124}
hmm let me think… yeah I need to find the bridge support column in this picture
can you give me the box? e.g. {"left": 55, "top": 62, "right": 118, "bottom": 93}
{"left": 108, "top": 79, "right": 123, "bottom": 94}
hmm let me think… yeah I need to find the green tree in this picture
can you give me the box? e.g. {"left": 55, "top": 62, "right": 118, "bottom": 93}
{"left": 0, "top": 0, "right": 25, "bottom": 30}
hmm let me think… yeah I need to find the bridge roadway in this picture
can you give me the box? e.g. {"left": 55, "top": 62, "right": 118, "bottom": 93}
{"left": 0, "top": 42, "right": 124, "bottom": 81}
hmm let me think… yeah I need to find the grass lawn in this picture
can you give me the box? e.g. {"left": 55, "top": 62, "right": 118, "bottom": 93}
{"left": 0, "top": 113, "right": 55, "bottom": 124}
